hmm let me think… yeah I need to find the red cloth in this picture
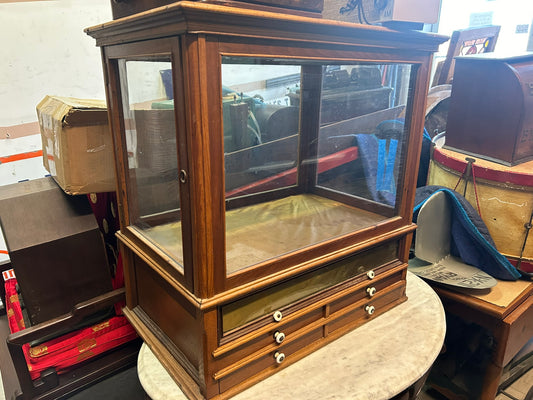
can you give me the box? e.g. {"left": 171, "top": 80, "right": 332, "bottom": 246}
{"left": 5, "top": 276, "right": 25, "bottom": 333}
{"left": 24, "top": 316, "right": 137, "bottom": 380}
{"left": 4, "top": 274, "right": 137, "bottom": 381}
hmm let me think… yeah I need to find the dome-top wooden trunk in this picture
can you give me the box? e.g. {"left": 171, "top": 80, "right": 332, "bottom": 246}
{"left": 86, "top": 4, "right": 446, "bottom": 398}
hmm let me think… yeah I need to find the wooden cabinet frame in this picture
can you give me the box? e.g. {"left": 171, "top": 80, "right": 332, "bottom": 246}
{"left": 87, "top": 4, "right": 447, "bottom": 398}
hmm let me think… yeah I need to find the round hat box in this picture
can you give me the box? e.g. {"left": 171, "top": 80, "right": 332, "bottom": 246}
{"left": 428, "top": 146, "right": 533, "bottom": 273}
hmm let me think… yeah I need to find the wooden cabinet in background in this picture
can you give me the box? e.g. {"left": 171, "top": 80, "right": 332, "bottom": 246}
{"left": 445, "top": 53, "right": 533, "bottom": 166}
{"left": 86, "top": 4, "right": 446, "bottom": 398}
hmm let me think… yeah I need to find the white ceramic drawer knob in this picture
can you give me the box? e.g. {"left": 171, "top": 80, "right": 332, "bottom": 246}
{"left": 274, "top": 352, "right": 286, "bottom": 364}
{"left": 274, "top": 331, "right": 286, "bottom": 344}
{"left": 365, "top": 305, "right": 375, "bottom": 315}
{"left": 366, "top": 287, "right": 377, "bottom": 297}
{"left": 273, "top": 310, "right": 283, "bottom": 322}
{"left": 367, "top": 270, "right": 375, "bottom": 279}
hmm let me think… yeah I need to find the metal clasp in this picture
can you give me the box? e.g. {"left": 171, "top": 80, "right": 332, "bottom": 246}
{"left": 179, "top": 169, "right": 188, "bottom": 184}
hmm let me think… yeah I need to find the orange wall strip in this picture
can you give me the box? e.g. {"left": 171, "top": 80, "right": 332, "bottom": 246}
{"left": 0, "top": 150, "right": 43, "bottom": 164}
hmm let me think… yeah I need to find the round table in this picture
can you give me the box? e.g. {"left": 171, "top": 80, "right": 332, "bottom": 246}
{"left": 138, "top": 272, "right": 445, "bottom": 400}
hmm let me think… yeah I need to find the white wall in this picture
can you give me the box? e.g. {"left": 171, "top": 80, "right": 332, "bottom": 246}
{"left": 0, "top": 0, "right": 112, "bottom": 262}
{"left": 437, "top": 0, "right": 533, "bottom": 56}
{"left": 0, "top": 0, "right": 112, "bottom": 126}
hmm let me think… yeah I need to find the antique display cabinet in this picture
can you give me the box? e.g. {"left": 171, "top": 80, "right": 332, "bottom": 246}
{"left": 86, "top": 4, "right": 446, "bottom": 399}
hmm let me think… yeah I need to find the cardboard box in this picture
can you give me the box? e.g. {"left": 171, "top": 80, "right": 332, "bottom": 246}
{"left": 370, "top": 0, "right": 441, "bottom": 25}
{"left": 37, "top": 95, "right": 116, "bottom": 195}
{"left": 322, "top": 0, "right": 440, "bottom": 25}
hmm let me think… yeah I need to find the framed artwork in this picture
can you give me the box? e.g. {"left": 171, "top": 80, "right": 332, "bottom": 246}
{"left": 433, "top": 25, "right": 501, "bottom": 86}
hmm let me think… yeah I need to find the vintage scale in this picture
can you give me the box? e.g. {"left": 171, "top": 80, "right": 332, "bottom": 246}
{"left": 86, "top": 3, "right": 446, "bottom": 398}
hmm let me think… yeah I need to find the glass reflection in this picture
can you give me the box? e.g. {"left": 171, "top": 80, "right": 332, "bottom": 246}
{"left": 119, "top": 59, "right": 184, "bottom": 271}
{"left": 222, "top": 58, "right": 413, "bottom": 275}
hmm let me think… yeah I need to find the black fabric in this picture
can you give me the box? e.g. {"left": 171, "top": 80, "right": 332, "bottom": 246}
{"left": 417, "top": 133, "right": 432, "bottom": 187}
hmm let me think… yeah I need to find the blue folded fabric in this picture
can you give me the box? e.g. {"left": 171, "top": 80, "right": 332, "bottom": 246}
{"left": 356, "top": 133, "right": 397, "bottom": 206}
{"left": 414, "top": 186, "right": 521, "bottom": 281}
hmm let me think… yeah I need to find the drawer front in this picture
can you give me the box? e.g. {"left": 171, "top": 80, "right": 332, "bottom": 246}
{"left": 221, "top": 241, "right": 399, "bottom": 333}
{"left": 214, "top": 264, "right": 405, "bottom": 369}
{"left": 218, "top": 326, "right": 324, "bottom": 394}
{"left": 214, "top": 306, "right": 323, "bottom": 368}
{"left": 216, "top": 281, "right": 406, "bottom": 394}
{"left": 329, "top": 268, "right": 404, "bottom": 314}
{"left": 327, "top": 281, "right": 407, "bottom": 333}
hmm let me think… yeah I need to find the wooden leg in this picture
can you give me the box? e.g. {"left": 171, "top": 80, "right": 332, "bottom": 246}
{"left": 481, "top": 361, "right": 503, "bottom": 400}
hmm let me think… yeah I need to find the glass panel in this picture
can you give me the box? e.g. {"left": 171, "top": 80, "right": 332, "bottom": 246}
{"left": 316, "top": 64, "right": 413, "bottom": 207}
{"left": 119, "top": 58, "right": 183, "bottom": 272}
{"left": 222, "top": 58, "right": 414, "bottom": 275}
{"left": 222, "top": 62, "right": 301, "bottom": 193}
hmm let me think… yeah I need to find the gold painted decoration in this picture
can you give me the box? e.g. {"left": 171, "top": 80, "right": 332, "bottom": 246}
{"left": 77, "top": 338, "right": 97, "bottom": 353}
{"left": 92, "top": 320, "right": 111, "bottom": 333}
{"left": 30, "top": 345, "right": 49, "bottom": 358}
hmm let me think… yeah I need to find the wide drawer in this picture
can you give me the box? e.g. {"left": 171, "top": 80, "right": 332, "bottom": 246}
{"left": 221, "top": 241, "right": 399, "bottom": 334}
{"left": 217, "top": 326, "right": 324, "bottom": 394}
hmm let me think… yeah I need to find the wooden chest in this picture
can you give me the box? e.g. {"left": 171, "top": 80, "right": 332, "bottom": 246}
{"left": 0, "top": 178, "right": 112, "bottom": 325}
{"left": 445, "top": 53, "right": 533, "bottom": 166}
{"left": 86, "top": 3, "right": 446, "bottom": 398}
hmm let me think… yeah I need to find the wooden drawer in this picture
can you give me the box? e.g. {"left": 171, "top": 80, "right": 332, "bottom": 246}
{"left": 214, "top": 306, "right": 323, "bottom": 368}
{"left": 215, "top": 263, "right": 405, "bottom": 364}
{"left": 221, "top": 241, "right": 399, "bottom": 334}
{"left": 213, "top": 266, "right": 405, "bottom": 384}
{"left": 328, "top": 280, "right": 407, "bottom": 333}
{"left": 215, "top": 280, "right": 406, "bottom": 394}
{"left": 329, "top": 268, "right": 404, "bottom": 314}
{"left": 217, "top": 326, "right": 324, "bottom": 393}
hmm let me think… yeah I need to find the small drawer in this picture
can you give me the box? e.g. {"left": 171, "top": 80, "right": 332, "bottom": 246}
{"left": 327, "top": 281, "right": 406, "bottom": 333}
{"left": 214, "top": 306, "right": 323, "bottom": 368}
{"left": 217, "top": 326, "right": 323, "bottom": 394}
{"left": 329, "top": 268, "right": 404, "bottom": 315}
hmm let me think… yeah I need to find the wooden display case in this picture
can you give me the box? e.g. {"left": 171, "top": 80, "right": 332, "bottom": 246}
{"left": 86, "top": 4, "right": 446, "bottom": 399}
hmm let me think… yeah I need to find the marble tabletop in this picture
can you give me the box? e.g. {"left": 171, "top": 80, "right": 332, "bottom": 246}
{"left": 137, "top": 272, "right": 445, "bottom": 400}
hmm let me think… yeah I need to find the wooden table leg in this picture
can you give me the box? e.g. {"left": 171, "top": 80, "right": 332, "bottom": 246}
{"left": 481, "top": 361, "right": 504, "bottom": 400}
